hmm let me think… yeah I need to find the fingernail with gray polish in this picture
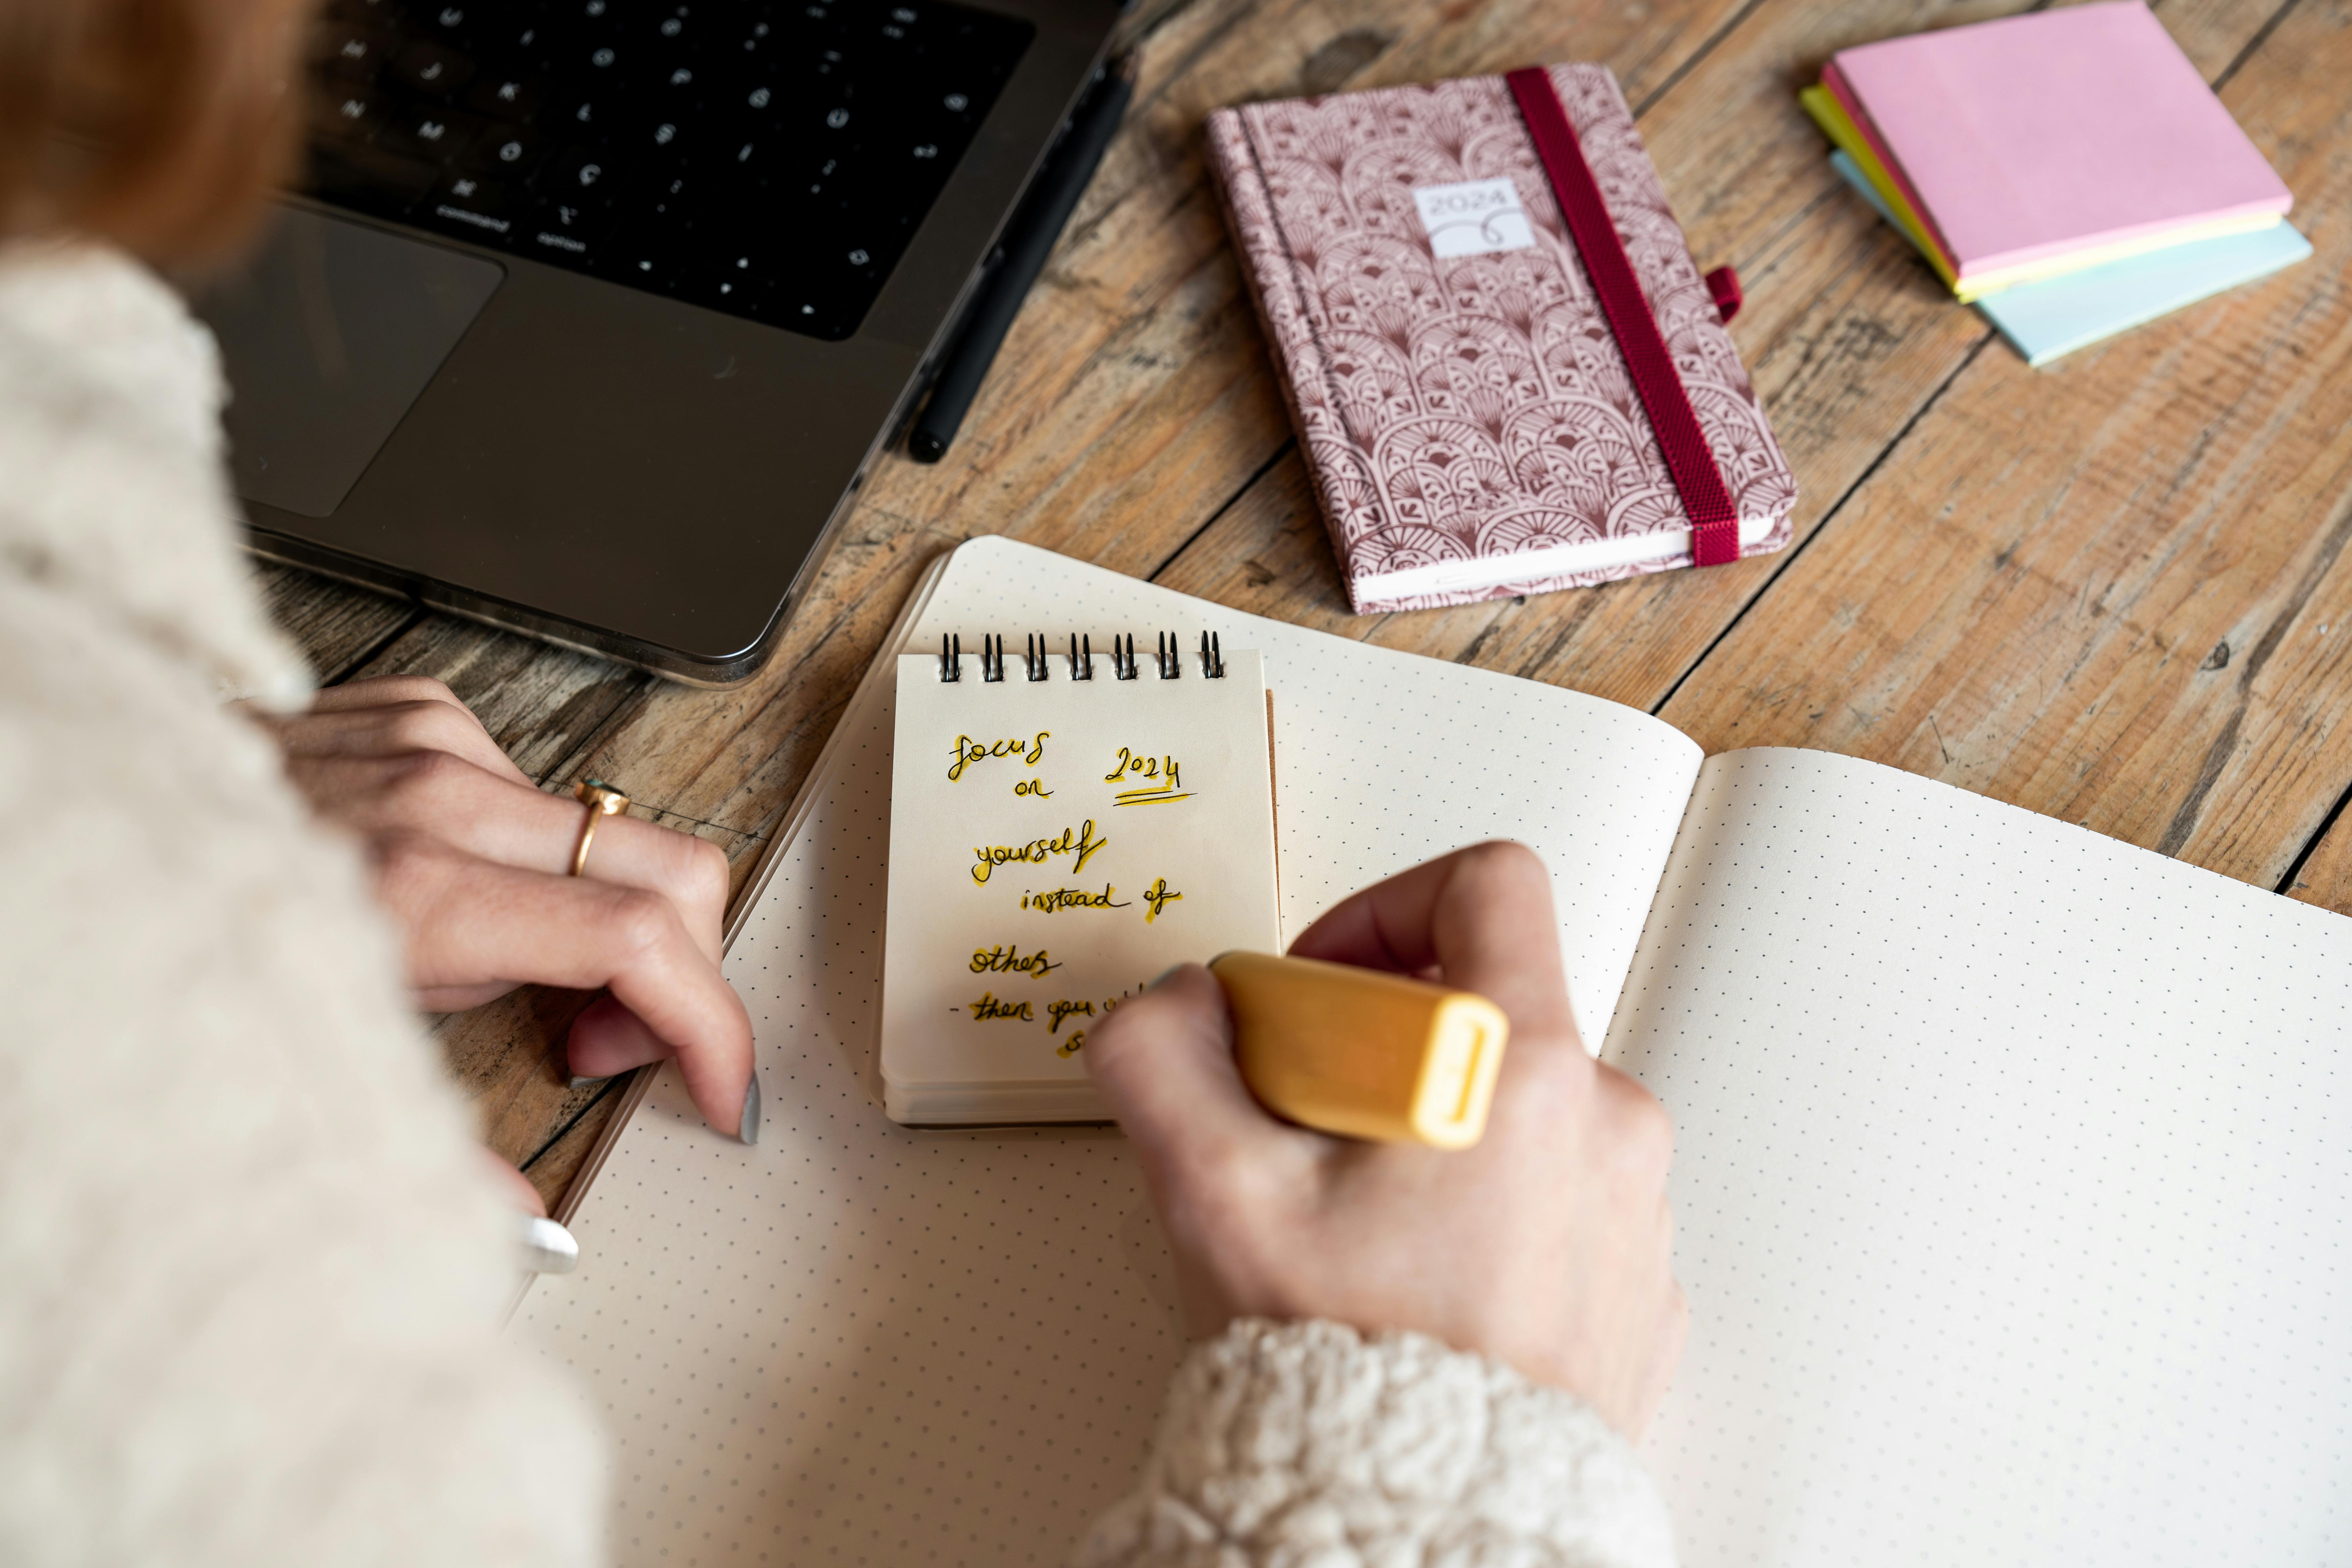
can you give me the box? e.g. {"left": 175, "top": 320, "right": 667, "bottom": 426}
{"left": 738, "top": 1070, "right": 762, "bottom": 1147}
{"left": 519, "top": 1215, "right": 580, "bottom": 1274}
{"left": 568, "top": 1075, "right": 602, "bottom": 1091}
{"left": 1148, "top": 965, "right": 1185, "bottom": 990}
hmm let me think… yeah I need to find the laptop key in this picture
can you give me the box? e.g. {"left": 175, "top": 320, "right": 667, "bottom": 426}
{"left": 421, "top": 1, "right": 477, "bottom": 50}
{"left": 422, "top": 172, "right": 521, "bottom": 238}
{"left": 464, "top": 125, "right": 545, "bottom": 178}
{"left": 465, "top": 72, "right": 544, "bottom": 121}
{"left": 313, "top": 82, "right": 391, "bottom": 145}
{"left": 540, "top": 144, "right": 626, "bottom": 196}
{"left": 523, "top": 197, "right": 616, "bottom": 261}
{"left": 316, "top": 22, "right": 393, "bottom": 80}
{"left": 380, "top": 104, "right": 487, "bottom": 162}
{"left": 392, "top": 39, "right": 476, "bottom": 96}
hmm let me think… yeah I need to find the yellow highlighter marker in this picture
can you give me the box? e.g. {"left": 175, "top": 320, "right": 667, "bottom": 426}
{"left": 1210, "top": 951, "right": 1510, "bottom": 1150}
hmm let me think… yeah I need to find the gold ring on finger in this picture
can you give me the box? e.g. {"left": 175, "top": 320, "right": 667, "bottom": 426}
{"left": 571, "top": 778, "right": 631, "bottom": 876}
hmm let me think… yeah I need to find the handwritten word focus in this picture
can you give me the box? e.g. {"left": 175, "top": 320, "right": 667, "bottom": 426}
{"left": 949, "top": 731, "right": 1048, "bottom": 782}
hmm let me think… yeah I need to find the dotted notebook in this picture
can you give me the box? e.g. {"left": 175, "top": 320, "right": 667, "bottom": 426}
{"left": 517, "top": 537, "right": 2352, "bottom": 1566}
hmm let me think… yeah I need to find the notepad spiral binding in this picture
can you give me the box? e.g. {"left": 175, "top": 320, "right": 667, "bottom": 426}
{"left": 938, "top": 631, "right": 1227, "bottom": 683}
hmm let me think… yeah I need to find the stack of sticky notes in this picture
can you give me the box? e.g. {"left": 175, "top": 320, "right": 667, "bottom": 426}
{"left": 1805, "top": 2, "right": 2308, "bottom": 366}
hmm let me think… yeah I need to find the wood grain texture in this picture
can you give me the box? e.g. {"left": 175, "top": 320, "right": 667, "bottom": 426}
{"left": 254, "top": 0, "right": 2352, "bottom": 1212}
{"left": 252, "top": 559, "right": 415, "bottom": 683}
{"left": 1152, "top": 0, "right": 2298, "bottom": 712}
{"left": 1656, "top": 0, "right": 2352, "bottom": 892}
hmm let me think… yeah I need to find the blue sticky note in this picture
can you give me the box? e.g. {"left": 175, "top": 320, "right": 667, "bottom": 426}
{"left": 1829, "top": 150, "right": 2311, "bottom": 367}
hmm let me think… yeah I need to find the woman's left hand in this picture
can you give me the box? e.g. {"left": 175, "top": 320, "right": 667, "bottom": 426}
{"left": 254, "top": 675, "right": 758, "bottom": 1141}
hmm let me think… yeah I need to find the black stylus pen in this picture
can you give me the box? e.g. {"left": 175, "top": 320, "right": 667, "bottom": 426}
{"left": 908, "top": 58, "right": 1135, "bottom": 462}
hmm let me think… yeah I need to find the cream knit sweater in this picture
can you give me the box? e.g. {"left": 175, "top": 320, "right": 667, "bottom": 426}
{"left": 0, "top": 242, "right": 1676, "bottom": 1568}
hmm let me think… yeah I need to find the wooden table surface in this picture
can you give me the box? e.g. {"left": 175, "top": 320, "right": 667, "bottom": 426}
{"left": 259, "top": 0, "right": 2352, "bottom": 1213}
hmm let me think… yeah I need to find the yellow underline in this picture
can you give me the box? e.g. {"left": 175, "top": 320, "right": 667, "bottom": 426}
{"left": 1114, "top": 791, "right": 1194, "bottom": 806}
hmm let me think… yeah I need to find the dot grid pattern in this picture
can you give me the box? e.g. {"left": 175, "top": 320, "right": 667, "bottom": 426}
{"left": 513, "top": 537, "right": 1708, "bottom": 1565}
{"left": 1615, "top": 748, "right": 2352, "bottom": 1567}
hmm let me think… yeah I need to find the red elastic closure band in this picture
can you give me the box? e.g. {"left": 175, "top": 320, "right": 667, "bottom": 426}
{"left": 1506, "top": 67, "right": 1741, "bottom": 568}
{"left": 1705, "top": 264, "right": 1743, "bottom": 324}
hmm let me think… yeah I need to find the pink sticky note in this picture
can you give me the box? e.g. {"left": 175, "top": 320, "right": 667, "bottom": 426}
{"left": 1830, "top": 2, "right": 2291, "bottom": 283}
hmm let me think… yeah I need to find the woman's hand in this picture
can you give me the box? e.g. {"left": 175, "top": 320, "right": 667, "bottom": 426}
{"left": 258, "top": 675, "right": 758, "bottom": 1142}
{"left": 1082, "top": 841, "right": 1685, "bottom": 1438}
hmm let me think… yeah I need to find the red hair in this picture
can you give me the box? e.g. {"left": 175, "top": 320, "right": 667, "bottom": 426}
{"left": 0, "top": 0, "right": 315, "bottom": 262}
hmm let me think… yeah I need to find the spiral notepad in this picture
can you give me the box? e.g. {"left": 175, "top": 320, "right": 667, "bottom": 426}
{"left": 880, "top": 633, "right": 1282, "bottom": 1123}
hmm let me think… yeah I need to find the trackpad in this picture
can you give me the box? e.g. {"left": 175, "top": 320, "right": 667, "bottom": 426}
{"left": 194, "top": 206, "right": 503, "bottom": 519}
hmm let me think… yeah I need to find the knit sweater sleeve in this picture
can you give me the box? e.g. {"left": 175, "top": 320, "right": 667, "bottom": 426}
{"left": 0, "top": 243, "right": 604, "bottom": 1568}
{"left": 1071, "top": 1319, "right": 1678, "bottom": 1568}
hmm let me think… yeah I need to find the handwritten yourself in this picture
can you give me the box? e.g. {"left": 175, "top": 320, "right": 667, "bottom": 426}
{"left": 972, "top": 820, "right": 1108, "bottom": 884}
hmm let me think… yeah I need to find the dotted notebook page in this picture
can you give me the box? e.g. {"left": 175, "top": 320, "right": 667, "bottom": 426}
{"left": 1615, "top": 748, "right": 2352, "bottom": 1568}
{"left": 515, "top": 537, "right": 1705, "bottom": 1566}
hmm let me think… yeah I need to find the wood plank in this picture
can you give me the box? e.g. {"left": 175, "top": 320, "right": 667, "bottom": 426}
{"left": 251, "top": 560, "right": 416, "bottom": 683}
{"left": 345, "top": 618, "right": 654, "bottom": 788}
{"left": 1149, "top": 0, "right": 2293, "bottom": 716}
{"left": 1653, "top": 0, "right": 2352, "bottom": 892}
{"left": 517, "top": 1076, "right": 630, "bottom": 1216}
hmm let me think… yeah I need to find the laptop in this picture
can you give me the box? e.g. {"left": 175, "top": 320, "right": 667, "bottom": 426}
{"left": 196, "top": 0, "right": 1119, "bottom": 684}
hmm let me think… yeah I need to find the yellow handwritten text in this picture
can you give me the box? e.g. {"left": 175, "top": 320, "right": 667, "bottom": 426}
{"left": 970, "top": 944, "right": 1061, "bottom": 977}
{"left": 1105, "top": 747, "right": 1182, "bottom": 789}
{"left": 950, "top": 731, "right": 1049, "bottom": 782}
{"left": 972, "top": 819, "right": 1108, "bottom": 884}
{"left": 1047, "top": 998, "right": 1095, "bottom": 1034}
{"left": 1056, "top": 1030, "right": 1086, "bottom": 1058}
{"left": 967, "top": 991, "right": 1034, "bottom": 1021}
{"left": 1143, "top": 877, "right": 1183, "bottom": 924}
{"left": 1020, "top": 884, "right": 1130, "bottom": 914}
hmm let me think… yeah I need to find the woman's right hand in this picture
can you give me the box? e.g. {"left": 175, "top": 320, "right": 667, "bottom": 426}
{"left": 1081, "top": 841, "right": 1685, "bottom": 1438}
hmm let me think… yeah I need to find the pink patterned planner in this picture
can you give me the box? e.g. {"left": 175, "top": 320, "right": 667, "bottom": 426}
{"left": 1207, "top": 64, "right": 1796, "bottom": 613}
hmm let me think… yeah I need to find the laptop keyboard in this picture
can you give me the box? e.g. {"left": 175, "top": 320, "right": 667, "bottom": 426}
{"left": 306, "top": 0, "right": 1034, "bottom": 340}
